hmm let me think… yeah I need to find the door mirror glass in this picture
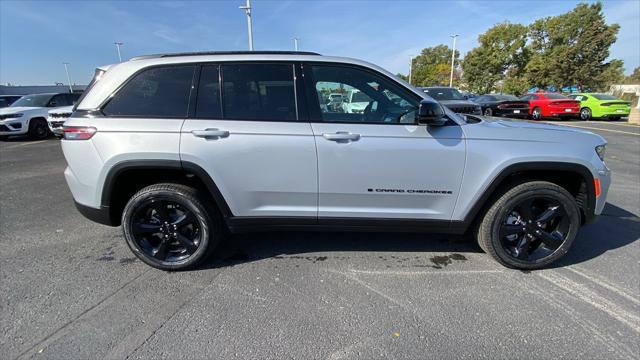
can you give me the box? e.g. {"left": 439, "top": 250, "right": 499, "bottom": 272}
{"left": 417, "top": 100, "right": 446, "bottom": 126}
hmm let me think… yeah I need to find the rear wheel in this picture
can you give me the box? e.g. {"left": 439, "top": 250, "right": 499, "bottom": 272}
{"left": 121, "top": 183, "right": 221, "bottom": 270}
{"left": 477, "top": 181, "right": 580, "bottom": 269}
{"left": 28, "top": 118, "right": 49, "bottom": 140}
{"left": 484, "top": 108, "right": 493, "bottom": 116}
{"left": 531, "top": 107, "right": 542, "bottom": 120}
{"left": 580, "top": 107, "right": 592, "bottom": 120}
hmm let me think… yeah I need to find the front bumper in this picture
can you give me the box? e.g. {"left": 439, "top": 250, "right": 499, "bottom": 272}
{"left": 47, "top": 118, "right": 66, "bottom": 135}
{"left": 0, "top": 118, "right": 28, "bottom": 135}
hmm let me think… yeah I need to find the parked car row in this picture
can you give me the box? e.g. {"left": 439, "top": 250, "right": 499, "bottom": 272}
{"left": 0, "top": 92, "right": 80, "bottom": 139}
{"left": 423, "top": 87, "right": 631, "bottom": 121}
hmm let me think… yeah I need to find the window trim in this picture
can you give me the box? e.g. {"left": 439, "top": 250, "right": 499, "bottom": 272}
{"left": 99, "top": 64, "right": 198, "bottom": 119}
{"left": 301, "top": 61, "right": 425, "bottom": 126}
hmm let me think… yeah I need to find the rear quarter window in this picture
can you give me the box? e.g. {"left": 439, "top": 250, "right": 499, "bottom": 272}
{"left": 102, "top": 65, "right": 196, "bottom": 118}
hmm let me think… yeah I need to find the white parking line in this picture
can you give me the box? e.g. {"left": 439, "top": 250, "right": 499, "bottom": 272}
{"left": 2, "top": 140, "right": 50, "bottom": 150}
{"left": 586, "top": 121, "right": 639, "bottom": 128}
{"left": 348, "top": 269, "right": 504, "bottom": 276}
{"left": 567, "top": 266, "right": 640, "bottom": 306}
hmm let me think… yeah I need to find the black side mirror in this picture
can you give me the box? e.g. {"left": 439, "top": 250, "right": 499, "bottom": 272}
{"left": 417, "top": 99, "right": 446, "bottom": 126}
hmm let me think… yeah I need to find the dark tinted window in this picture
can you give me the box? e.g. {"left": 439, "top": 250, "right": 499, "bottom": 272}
{"left": 544, "top": 93, "right": 569, "bottom": 100}
{"left": 310, "top": 65, "right": 419, "bottom": 124}
{"left": 422, "top": 87, "right": 465, "bottom": 100}
{"left": 49, "top": 94, "right": 72, "bottom": 107}
{"left": 494, "top": 94, "right": 518, "bottom": 101}
{"left": 195, "top": 65, "right": 222, "bottom": 118}
{"left": 68, "top": 93, "right": 81, "bottom": 104}
{"left": 221, "top": 63, "right": 297, "bottom": 121}
{"left": 103, "top": 65, "right": 195, "bottom": 117}
{"left": 593, "top": 94, "right": 618, "bottom": 100}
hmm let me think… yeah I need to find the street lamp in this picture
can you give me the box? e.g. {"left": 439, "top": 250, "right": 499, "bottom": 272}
{"left": 114, "top": 42, "right": 123, "bottom": 62}
{"left": 62, "top": 62, "right": 73, "bottom": 93}
{"left": 409, "top": 55, "right": 415, "bottom": 85}
{"left": 293, "top": 37, "right": 300, "bottom": 51}
{"left": 449, "top": 34, "right": 458, "bottom": 87}
{"left": 239, "top": 0, "right": 254, "bottom": 51}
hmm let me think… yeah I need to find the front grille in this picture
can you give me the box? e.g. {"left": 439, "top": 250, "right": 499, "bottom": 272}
{"left": 50, "top": 113, "right": 72, "bottom": 118}
{"left": 0, "top": 125, "right": 10, "bottom": 131}
{"left": 50, "top": 121, "right": 65, "bottom": 128}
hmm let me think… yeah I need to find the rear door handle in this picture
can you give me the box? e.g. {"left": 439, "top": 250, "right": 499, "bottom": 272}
{"left": 322, "top": 131, "right": 361, "bottom": 142}
{"left": 191, "top": 128, "right": 229, "bottom": 139}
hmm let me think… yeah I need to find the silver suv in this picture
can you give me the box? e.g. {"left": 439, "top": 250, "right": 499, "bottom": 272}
{"left": 61, "top": 51, "right": 611, "bottom": 270}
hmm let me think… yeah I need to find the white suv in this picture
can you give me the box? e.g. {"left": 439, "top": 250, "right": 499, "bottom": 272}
{"left": 0, "top": 92, "right": 80, "bottom": 139}
{"left": 61, "top": 51, "right": 610, "bottom": 270}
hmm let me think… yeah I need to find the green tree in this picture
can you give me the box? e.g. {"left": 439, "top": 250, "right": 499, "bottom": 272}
{"left": 463, "top": 22, "right": 529, "bottom": 94}
{"left": 624, "top": 67, "right": 640, "bottom": 84}
{"left": 410, "top": 45, "right": 460, "bottom": 86}
{"left": 526, "top": 2, "right": 621, "bottom": 91}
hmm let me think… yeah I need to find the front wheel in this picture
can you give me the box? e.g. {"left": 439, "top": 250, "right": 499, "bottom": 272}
{"left": 580, "top": 107, "right": 592, "bottom": 121}
{"left": 484, "top": 108, "right": 493, "bottom": 116}
{"left": 531, "top": 107, "right": 542, "bottom": 120}
{"left": 476, "top": 181, "right": 580, "bottom": 269}
{"left": 121, "top": 183, "right": 221, "bottom": 270}
{"left": 28, "top": 118, "right": 50, "bottom": 140}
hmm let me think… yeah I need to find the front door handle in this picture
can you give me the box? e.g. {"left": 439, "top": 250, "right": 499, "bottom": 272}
{"left": 322, "top": 131, "right": 361, "bottom": 142}
{"left": 192, "top": 128, "right": 230, "bottom": 139}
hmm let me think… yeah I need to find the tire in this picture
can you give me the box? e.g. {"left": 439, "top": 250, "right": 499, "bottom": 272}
{"left": 579, "top": 107, "right": 591, "bottom": 121}
{"left": 28, "top": 118, "right": 49, "bottom": 140}
{"left": 121, "top": 183, "right": 222, "bottom": 270}
{"left": 484, "top": 108, "right": 493, "bottom": 116}
{"left": 0, "top": 135, "right": 8, "bottom": 141}
{"left": 531, "top": 107, "right": 542, "bottom": 120}
{"left": 476, "top": 181, "right": 580, "bottom": 270}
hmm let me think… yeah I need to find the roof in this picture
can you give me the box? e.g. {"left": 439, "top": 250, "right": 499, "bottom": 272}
{"left": 130, "top": 50, "right": 321, "bottom": 61}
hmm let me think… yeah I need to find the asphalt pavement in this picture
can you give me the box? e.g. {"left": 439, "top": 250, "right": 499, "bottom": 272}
{"left": 1, "top": 120, "right": 638, "bottom": 359}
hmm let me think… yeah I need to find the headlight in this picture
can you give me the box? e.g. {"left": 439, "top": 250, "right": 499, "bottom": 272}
{"left": 2, "top": 113, "right": 23, "bottom": 119}
{"left": 595, "top": 145, "right": 606, "bottom": 161}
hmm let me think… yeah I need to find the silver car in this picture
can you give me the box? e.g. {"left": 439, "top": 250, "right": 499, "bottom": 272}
{"left": 60, "top": 51, "right": 611, "bottom": 270}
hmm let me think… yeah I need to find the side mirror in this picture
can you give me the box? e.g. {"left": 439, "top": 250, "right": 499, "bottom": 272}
{"left": 463, "top": 95, "right": 469, "bottom": 100}
{"left": 417, "top": 99, "right": 446, "bottom": 126}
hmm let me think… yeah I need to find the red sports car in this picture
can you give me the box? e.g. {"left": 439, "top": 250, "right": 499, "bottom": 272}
{"left": 519, "top": 93, "right": 580, "bottom": 120}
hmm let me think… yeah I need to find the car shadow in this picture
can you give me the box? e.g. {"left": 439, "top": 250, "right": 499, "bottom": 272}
{"left": 197, "top": 203, "right": 638, "bottom": 271}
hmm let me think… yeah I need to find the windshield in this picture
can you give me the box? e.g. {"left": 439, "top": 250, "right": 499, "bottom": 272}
{"left": 10, "top": 94, "right": 53, "bottom": 108}
{"left": 494, "top": 94, "right": 519, "bottom": 101}
{"left": 544, "top": 93, "right": 569, "bottom": 100}
{"left": 422, "top": 88, "right": 464, "bottom": 100}
{"left": 592, "top": 94, "right": 618, "bottom": 100}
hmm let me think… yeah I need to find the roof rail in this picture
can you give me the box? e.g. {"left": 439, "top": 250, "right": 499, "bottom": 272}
{"left": 130, "top": 51, "right": 321, "bottom": 61}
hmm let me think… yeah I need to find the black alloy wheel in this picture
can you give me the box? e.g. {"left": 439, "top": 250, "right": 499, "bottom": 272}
{"left": 29, "top": 119, "right": 49, "bottom": 140}
{"left": 499, "top": 197, "right": 570, "bottom": 262}
{"left": 122, "top": 183, "right": 220, "bottom": 270}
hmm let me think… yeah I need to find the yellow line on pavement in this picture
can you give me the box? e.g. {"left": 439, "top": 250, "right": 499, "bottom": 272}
{"left": 550, "top": 122, "right": 640, "bottom": 136}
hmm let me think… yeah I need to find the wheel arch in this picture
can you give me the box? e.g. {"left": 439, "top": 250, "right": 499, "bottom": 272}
{"left": 461, "top": 161, "right": 597, "bottom": 229}
{"left": 101, "top": 160, "right": 233, "bottom": 226}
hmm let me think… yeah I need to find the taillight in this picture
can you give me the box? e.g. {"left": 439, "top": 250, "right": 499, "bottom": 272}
{"left": 63, "top": 126, "right": 97, "bottom": 140}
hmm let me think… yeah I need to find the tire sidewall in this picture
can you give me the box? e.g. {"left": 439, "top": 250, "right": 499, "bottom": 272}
{"left": 485, "top": 185, "right": 580, "bottom": 269}
{"left": 580, "top": 107, "right": 591, "bottom": 120}
{"left": 29, "top": 119, "right": 49, "bottom": 140}
{"left": 532, "top": 107, "right": 541, "bottom": 120}
{"left": 122, "top": 188, "right": 213, "bottom": 270}
{"left": 484, "top": 108, "right": 492, "bottom": 116}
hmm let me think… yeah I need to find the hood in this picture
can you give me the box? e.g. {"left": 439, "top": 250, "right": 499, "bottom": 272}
{"left": 0, "top": 106, "right": 40, "bottom": 114}
{"left": 438, "top": 99, "right": 478, "bottom": 107}
{"left": 49, "top": 105, "right": 74, "bottom": 114}
{"left": 464, "top": 116, "right": 606, "bottom": 145}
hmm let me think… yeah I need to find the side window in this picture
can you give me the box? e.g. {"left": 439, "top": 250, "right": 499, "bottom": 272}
{"left": 309, "top": 65, "right": 419, "bottom": 124}
{"left": 195, "top": 65, "right": 222, "bottom": 118}
{"left": 221, "top": 63, "right": 297, "bottom": 121}
{"left": 68, "top": 93, "right": 81, "bottom": 104}
{"left": 103, "top": 65, "right": 195, "bottom": 117}
{"left": 531, "top": 95, "right": 539, "bottom": 100}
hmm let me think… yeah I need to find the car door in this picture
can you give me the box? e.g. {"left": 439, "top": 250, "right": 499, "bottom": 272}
{"left": 303, "top": 63, "right": 465, "bottom": 221}
{"left": 180, "top": 63, "right": 317, "bottom": 219}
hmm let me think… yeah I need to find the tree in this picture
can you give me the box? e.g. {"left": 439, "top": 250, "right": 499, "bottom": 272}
{"left": 463, "top": 22, "right": 529, "bottom": 94}
{"left": 409, "top": 45, "right": 460, "bottom": 86}
{"left": 624, "top": 67, "right": 640, "bottom": 84}
{"left": 525, "top": 2, "right": 621, "bottom": 91}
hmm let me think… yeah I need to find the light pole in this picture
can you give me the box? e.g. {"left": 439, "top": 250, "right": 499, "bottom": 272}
{"left": 62, "top": 62, "right": 73, "bottom": 93}
{"left": 239, "top": 0, "right": 254, "bottom": 51}
{"left": 409, "top": 55, "right": 415, "bottom": 85}
{"left": 114, "top": 42, "right": 123, "bottom": 62}
{"left": 293, "top": 37, "right": 300, "bottom": 51}
{"left": 449, "top": 34, "right": 458, "bottom": 87}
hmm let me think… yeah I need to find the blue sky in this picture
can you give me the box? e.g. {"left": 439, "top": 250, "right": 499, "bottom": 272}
{"left": 1, "top": 0, "right": 638, "bottom": 85}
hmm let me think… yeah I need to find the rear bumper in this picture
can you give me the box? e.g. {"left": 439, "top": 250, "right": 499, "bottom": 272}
{"left": 74, "top": 201, "right": 116, "bottom": 226}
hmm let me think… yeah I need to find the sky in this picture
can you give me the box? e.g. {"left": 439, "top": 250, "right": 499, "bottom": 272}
{"left": 0, "top": 0, "right": 638, "bottom": 85}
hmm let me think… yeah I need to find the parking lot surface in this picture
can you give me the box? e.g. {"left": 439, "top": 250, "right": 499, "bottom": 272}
{"left": 1, "top": 120, "right": 638, "bottom": 359}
